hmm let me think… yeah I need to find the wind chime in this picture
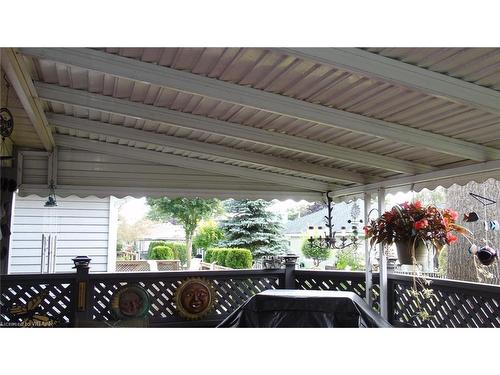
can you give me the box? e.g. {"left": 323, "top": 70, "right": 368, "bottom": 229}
{"left": 463, "top": 192, "right": 498, "bottom": 272}
{"left": 1, "top": 75, "right": 15, "bottom": 168}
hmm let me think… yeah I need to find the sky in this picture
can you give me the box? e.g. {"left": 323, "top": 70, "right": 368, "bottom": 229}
{"left": 118, "top": 193, "right": 415, "bottom": 224}
{"left": 119, "top": 197, "right": 312, "bottom": 224}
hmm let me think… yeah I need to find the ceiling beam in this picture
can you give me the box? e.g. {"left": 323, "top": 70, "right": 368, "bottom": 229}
{"left": 36, "top": 82, "right": 434, "bottom": 175}
{"left": 48, "top": 113, "right": 373, "bottom": 184}
{"left": 21, "top": 47, "right": 499, "bottom": 161}
{"left": 1, "top": 48, "right": 54, "bottom": 151}
{"left": 331, "top": 159, "right": 500, "bottom": 199}
{"left": 277, "top": 47, "right": 500, "bottom": 117}
{"left": 54, "top": 134, "right": 333, "bottom": 192}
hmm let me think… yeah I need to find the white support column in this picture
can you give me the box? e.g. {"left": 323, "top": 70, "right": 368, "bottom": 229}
{"left": 377, "top": 188, "right": 388, "bottom": 319}
{"left": 106, "top": 196, "right": 118, "bottom": 273}
{"left": 363, "top": 192, "right": 373, "bottom": 307}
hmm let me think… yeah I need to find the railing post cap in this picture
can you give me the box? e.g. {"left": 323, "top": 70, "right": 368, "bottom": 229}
{"left": 72, "top": 255, "right": 92, "bottom": 269}
{"left": 283, "top": 253, "right": 299, "bottom": 265}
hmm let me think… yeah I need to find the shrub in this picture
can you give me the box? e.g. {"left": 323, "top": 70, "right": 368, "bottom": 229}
{"left": 149, "top": 245, "right": 174, "bottom": 260}
{"left": 204, "top": 248, "right": 215, "bottom": 263}
{"left": 225, "top": 249, "right": 253, "bottom": 269}
{"left": 165, "top": 242, "right": 188, "bottom": 266}
{"left": 335, "top": 246, "right": 362, "bottom": 271}
{"left": 193, "top": 221, "right": 225, "bottom": 251}
{"left": 148, "top": 241, "right": 167, "bottom": 254}
{"left": 301, "top": 239, "right": 331, "bottom": 267}
{"left": 215, "top": 248, "right": 230, "bottom": 266}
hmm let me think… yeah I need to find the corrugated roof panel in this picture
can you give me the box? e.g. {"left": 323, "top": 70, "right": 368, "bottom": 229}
{"left": 35, "top": 53, "right": 499, "bottom": 152}
{"left": 366, "top": 48, "right": 500, "bottom": 90}
{"left": 21, "top": 48, "right": 500, "bottom": 200}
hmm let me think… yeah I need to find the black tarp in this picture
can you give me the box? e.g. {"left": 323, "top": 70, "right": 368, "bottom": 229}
{"left": 217, "top": 290, "right": 391, "bottom": 328}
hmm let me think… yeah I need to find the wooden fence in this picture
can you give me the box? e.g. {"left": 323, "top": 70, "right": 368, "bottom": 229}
{"left": 1, "top": 259, "right": 499, "bottom": 328}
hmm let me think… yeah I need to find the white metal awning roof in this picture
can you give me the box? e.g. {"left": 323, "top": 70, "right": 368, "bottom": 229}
{"left": 2, "top": 47, "right": 499, "bottom": 202}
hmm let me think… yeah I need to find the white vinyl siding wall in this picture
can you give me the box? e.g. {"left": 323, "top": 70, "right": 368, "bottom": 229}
{"left": 9, "top": 194, "right": 114, "bottom": 274}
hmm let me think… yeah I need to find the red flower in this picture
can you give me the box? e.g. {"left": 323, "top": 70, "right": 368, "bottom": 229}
{"left": 363, "top": 226, "right": 370, "bottom": 236}
{"left": 414, "top": 200, "right": 422, "bottom": 209}
{"left": 444, "top": 208, "right": 459, "bottom": 221}
{"left": 414, "top": 219, "right": 428, "bottom": 230}
{"left": 446, "top": 232, "right": 458, "bottom": 244}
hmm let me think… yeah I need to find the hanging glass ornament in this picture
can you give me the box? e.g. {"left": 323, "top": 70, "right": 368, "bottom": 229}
{"left": 475, "top": 246, "right": 497, "bottom": 266}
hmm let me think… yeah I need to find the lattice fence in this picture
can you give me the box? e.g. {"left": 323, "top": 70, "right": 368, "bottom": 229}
{"left": 157, "top": 261, "right": 181, "bottom": 271}
{"left": 116, "top": 261, "right": 150, "bottom": 272}
{"left": 390, "top": 277, "right": 500, "bottom": 327}
{"left": 89, "top": 273, "right": 283, "bottom": 325}
{"left": 0, "top": 280, "right": 74, "bottom": 327}
{"left": 295, "top": 270, "right": 380, "bottom": 311}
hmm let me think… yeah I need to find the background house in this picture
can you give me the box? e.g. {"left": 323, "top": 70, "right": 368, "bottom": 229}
{"left": 135, "top": 222, "right": 185, "bottom": 259}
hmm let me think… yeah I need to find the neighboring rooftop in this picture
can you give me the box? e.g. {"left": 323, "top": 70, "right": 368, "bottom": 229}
{"left": 285, "top": 201, "right": 364, "bottom": 235}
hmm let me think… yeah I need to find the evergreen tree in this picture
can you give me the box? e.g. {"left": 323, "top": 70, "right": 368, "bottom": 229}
{"left": 219, "top": 199, "right": 287, "bottom": 258}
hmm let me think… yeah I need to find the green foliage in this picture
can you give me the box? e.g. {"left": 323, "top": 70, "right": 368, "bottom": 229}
{"left": 166, "top": 242, "right": 188, "bottom": 266}
{"left": 301, "top": 239, "right": 331, "bottom": 267}
{"left": 414, "top": 187, "right": 446, "bottom": 208}
{"left": 438, "top": 247, "right": 448, "bottom": 277}
{"left": 335, "top": 247, "right": 363, "bottom": 271}
{"left": 220, "top": 199, "right": 287, "bottom": 258}
{"left": 147, "top": 197, "right": 222, "bottom": 238}
{"left": 204, "top": 248, "right": 216, "bottom": 263}
{"left": 149, "top": 245, "right": 174, "bottom": 260}
{"left": 205, "top": 247, "right": 252, "bottom": 269}
{"left": 193, "top": 221, "right": 224, "bottom": 250}
{"left": 147, "top": 197, "right": 222, "bottom": 266}
{"left": 148, "top": 241, "right": 168, "bottom": 254}
{"left": 225, "top": 249, "right": 253, "bottom": 269}
{"left": 215, "top": 248, "right": 230, "bottom": 266}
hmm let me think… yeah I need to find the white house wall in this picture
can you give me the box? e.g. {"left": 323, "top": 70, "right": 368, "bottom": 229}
{"left": 9, "top": 194, "right": 115, "bottom": 274}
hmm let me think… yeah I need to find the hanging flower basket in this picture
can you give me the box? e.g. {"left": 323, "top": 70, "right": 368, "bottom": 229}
{"left": 364, "top": 201, "right": 470, "bottom": 260}
{"left": 395, "top": 237, "right": 428, "bottom": 265}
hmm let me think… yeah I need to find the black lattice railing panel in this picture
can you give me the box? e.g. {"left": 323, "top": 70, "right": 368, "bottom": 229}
{"left": 90, "top": 274, "right": 282, "bottom": 325}
{"left": 391, "top": 278, "right": 500, "bottom": 328}
{"left": 0, "top": 282, "right": 73, "bottom": 327}
{"left": 295, "top": 271, "right": 380, "bottom": 312}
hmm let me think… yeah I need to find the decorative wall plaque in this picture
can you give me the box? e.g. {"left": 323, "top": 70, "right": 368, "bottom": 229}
{"left": 175, "top": 278, "right": 214, "bottom": 320}
{"left": 110, "top": 285, "right": 150, "bottom": 320}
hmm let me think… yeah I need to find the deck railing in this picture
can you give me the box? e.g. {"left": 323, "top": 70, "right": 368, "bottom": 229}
{"left": 1, "top": 259, "right": 499, "bottom": 327}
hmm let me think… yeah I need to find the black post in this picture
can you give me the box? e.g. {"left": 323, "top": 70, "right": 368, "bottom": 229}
{"left": 386, "top": 275, "right": 395, "bottom": 325}
{"left": 283, "top": 253, "right": 298, "bottom": 289}
{"left": 72, "top": 256, "right": 92, "bottom": 327}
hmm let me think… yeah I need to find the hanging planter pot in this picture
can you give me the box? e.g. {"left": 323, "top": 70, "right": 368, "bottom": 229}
{"left": 395, "top": 237, "right": 428, "bottom": 265}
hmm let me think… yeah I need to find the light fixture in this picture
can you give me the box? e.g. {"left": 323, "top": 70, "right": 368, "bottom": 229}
{"left": 44, "top": 180, "right": 58, "bottom": 207}
{"left": 307, "top": 192, "right": 362, "bottom": 249}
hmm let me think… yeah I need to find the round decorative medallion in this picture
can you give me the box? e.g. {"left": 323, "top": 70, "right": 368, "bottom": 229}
{"left": 110, "top": 285, "right": 150, "bottom": 320}
{"left": 0, "top": 108, "right": 14, "bottom": 138}
{"left": 175, "top": 278, "right": 215, "bottom": 320}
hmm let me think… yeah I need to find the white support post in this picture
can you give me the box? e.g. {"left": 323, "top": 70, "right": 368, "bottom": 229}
{"left": 106, "top": 196, "right": 118, "bottom": 273}
{"left": 363, "top": 192, "right": 373, "bottom": 307}
{"left": 378, "top": 188, "right": 388, "bottom": 320}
